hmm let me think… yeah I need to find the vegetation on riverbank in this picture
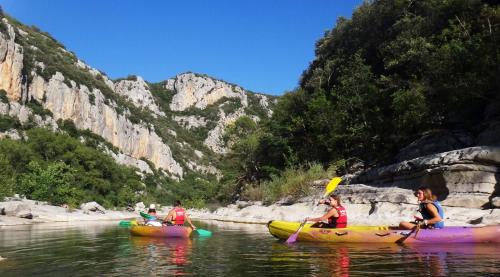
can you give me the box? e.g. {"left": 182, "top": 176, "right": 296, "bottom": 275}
{"left": 219, "top": 0, "right": 500, "bottom": 198}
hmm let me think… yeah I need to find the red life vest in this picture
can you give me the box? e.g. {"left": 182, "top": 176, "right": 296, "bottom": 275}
{"left": 328, "top": 205, "right": 347, "bottom": 228}
{"left": 173, "top": 207, "right": 185, "bottom": 225}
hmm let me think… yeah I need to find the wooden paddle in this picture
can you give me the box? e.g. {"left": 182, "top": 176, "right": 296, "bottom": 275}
{"left": 285, "top": 177, "right": 342, "bottom": 244}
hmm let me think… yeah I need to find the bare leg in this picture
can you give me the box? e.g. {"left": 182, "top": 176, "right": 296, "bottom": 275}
{"left": 399, "top": 221, "right": 416, "bottom": 230}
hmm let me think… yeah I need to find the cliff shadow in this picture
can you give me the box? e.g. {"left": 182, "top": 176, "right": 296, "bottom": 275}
{"left": 422, "top": 173, "right": 450, "bottom": 201}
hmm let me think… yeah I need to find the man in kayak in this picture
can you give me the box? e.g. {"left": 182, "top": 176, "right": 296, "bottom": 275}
{"left": 164, "top": 200, "right": 197, "bottom": 230}
{"left": 305, "top": 194, "right": 347, "bottom": 228}
{"left": 399, "top": 186, "right": 445, "bottom": 230}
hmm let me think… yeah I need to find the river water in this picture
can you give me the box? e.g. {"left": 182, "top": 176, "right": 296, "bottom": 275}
{"left": 0, "top": 221, "right": 499, "bottom": 276}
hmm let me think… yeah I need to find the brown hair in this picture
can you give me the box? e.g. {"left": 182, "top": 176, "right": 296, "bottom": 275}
{"left": 329, "top": 194, "right": 342, "bottom": 206}
{"left": 416, "top": 186, "right": 437, "bottom": 201}
{"left": 174, "top": 200, "right": 182, "bottom": 207}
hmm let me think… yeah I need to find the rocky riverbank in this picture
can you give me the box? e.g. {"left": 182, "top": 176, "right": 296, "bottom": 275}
{"left": 1, "top": 196, "right": 498, "bottom": 228}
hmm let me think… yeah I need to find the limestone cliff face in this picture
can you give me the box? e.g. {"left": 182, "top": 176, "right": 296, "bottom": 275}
{"left": 166, "top": 73, "right": 248, "bottom": 111}
{"left": 0, "top": 19, "right": 24, "bottom": 102}
{"left": 114, "top": 76, "right": 164, "bottom": 117}
{"left": 168, "top": 72, "right": 273, "bottom": 153}
{"left": 204, "top": 108, "right": 248, "bottom": 153}
{"left": 27, "top": 72, "right": 183, "bottom": 177}
{"left": 0, "top": 16, "right": 274, "bottom": 179}
{"left": 340, "top": 146, "right": 500, "bottom": 209}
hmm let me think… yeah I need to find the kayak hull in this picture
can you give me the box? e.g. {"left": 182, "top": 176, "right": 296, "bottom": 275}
{"left": 130, "top": 225, "right": 193, "bottom": 238}
{"left": 267, "top": 220, "right": 500, "bottom": 244}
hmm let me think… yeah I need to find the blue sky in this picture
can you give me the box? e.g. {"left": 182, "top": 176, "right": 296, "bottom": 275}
{"left": 1, "top": 0, "right": 363, "bottom": 95}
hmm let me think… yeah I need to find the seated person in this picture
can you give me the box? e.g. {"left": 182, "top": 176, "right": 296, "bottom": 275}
{"left": 163, "top": 200, "right": 196, "bottom": 230}
{"left": 306, "top": 194, "right": 347, "bottom": 228}
{"left": 399, "top": 186, "right": 444, "bottom": 230}
{"left": 144, "top": 204, "right": 162, "bottom": 227}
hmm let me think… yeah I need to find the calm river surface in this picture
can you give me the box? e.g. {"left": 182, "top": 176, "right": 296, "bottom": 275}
{"left": 0, "top": 221, "right": 499, "bottom": 276}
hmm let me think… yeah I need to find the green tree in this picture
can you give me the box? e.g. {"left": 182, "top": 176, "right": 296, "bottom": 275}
{"left": 17, "top": 161, "right": 81, "bottom": 206}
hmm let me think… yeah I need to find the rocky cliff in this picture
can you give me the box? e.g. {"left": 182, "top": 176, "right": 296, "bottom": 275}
{"left": 342, "top": 146, "right": 499, "bottom": 208}
{"left": 0, "top": 16, "right": 274, "bottom": 180}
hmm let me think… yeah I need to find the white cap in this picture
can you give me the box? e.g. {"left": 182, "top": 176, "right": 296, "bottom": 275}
{"left": 149, "top": 204, "right": 156, "bottom": 209}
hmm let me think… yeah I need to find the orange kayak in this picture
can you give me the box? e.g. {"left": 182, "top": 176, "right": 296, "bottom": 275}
{"left": 130, "top": 225, "right": 193, "bottom": 238}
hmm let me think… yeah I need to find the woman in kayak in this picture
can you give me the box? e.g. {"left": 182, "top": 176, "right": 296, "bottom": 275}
{"left": 306, "top": 194, "right": 347, "bottom": 228}
{"left": 164, "top": 200, "right": 197, "bottom": 230}
{"left": 399, "top": 186, "right": 445, "bottom": 230}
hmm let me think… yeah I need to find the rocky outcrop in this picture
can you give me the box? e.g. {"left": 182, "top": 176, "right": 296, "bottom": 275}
{"left": 114, "top": 76, "right": 165, "bottom": 117}
{"left": 395, "top": 130, "right": 474, "bottom": 162}
{"left": 0, "top": 101, "right": 57, "bottom": 128}
{"left": 173, "top": 115, "right": 207, "bottom": 129}
{"left": 0, "top": 19, "right": 25, "bottom": 102}
{"left": 27, "top": 72, "right": 183, "bottom": 177}
{"left": 75, "top": 59, "right": 114, "bottom": 90}
{"left": 343, "top": 146, "right": 500, "bottom": 209}
{"left": 166, "top": 73, "right": 248, "bottom": 111}
{"left": 204, "top": 108, "right": 247, "bottom": 153}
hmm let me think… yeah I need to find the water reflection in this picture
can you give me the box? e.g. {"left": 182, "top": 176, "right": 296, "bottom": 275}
{"left": 0, "top": 221, "right": 499, "bottom": 276}
{"left": 130, "top": 237, "right": 192, "bottom": 276}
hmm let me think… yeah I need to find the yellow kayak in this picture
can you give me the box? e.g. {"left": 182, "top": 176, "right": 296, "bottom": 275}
{"left": 268, "top": 220, "right": 392, "bottom": 242}
{"left": 268, "top": 220, "right": 500, "bottom": 243}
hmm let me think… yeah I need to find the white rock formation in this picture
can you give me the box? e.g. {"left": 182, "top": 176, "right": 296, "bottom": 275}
{"left": 75, "top": 59, "right": 114, "bottom": 90}
{"left": 27, "top": 72, "right": 183, "bottom": 177}
{"left": 173, "top": 115, "right": 207, "bottom": 129}
{"left": 107, "top": 151, "right": 153, "bottom": 174}
{"left": 0, "top": 19, "right": 25, "bottom": 102}
{"left": 204, "top": 108, "right": 246, "bottom": 153}
{"left": 348, "top": 146, "right": 500, "bottom": 209}
{"left": 114, "top": 76, "right": 165, "bottom": 117}
{"left": 167, "top": 73, "right": 248, "bottom": 111}
{"left": 0, "top": 101, "right": 57, "bottom": 128}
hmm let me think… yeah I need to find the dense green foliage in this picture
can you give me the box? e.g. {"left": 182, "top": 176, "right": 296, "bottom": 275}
{"left": 217, "top": 0, "right": 499, "bottom": 202}
{"left": 225, "top": 0, "right": 499, "bottom": 185}
{"left": 0, "top": 128, "right": 144, "bottom": 207}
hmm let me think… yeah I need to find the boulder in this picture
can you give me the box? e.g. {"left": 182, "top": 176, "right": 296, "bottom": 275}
{"left": 16, "top": 210, "right": 33, "bottom": 219}
{"left": 491, "top": 197, "right": 500, "bottom": 208}
{"left": 0, "top": 201, "right": 30, "bottom": 216}
{"left": 80, "top": 201, "right": 105, "bottom": 214}
{"left": 134, "top": 202, "right": 145, "bottom": 212}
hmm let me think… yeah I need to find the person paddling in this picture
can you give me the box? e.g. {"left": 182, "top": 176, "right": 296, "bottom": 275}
{"left": 399, "top": 186, "right": 445, "bottom": 230}
{"left": 164, "top": 200, "right": 197, "bottom": 230}
{"left": 306, "top": 194, "right": 347, "bottom": 228}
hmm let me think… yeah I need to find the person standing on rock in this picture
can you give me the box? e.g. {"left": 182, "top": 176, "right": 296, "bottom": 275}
{"left": 164, "top": 200, "right": 197, "bottom": 230}
{"left": 399, "top": 186, "right": 445, "bottom": 230}
{"left": 305, "top": 194, "right": 347, "bottom": 228}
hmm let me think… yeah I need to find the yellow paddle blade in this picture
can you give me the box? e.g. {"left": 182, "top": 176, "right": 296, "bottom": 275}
{"left": 323, "top": 177, "right": 342, "bottom": 197}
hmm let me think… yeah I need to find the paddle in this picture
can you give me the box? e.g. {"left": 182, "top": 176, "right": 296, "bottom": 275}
{"left": 285, "top": 177, "right": 342, "bottom": 244}
{"left": 119, "top": 219, "right": 137, "bottom": 227}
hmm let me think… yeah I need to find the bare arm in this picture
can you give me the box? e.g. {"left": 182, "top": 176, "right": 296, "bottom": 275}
{"left": 185, "top": 213, "right": 196, "bottom": 230}
{"left": 424, "top": 203, "right": 442, "bottom": 225}
{"left": 307, "top": 209, "right": 338, "bottom": 222}
{"left": 163, "top": 210, "right": 174, "bottom": 222}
